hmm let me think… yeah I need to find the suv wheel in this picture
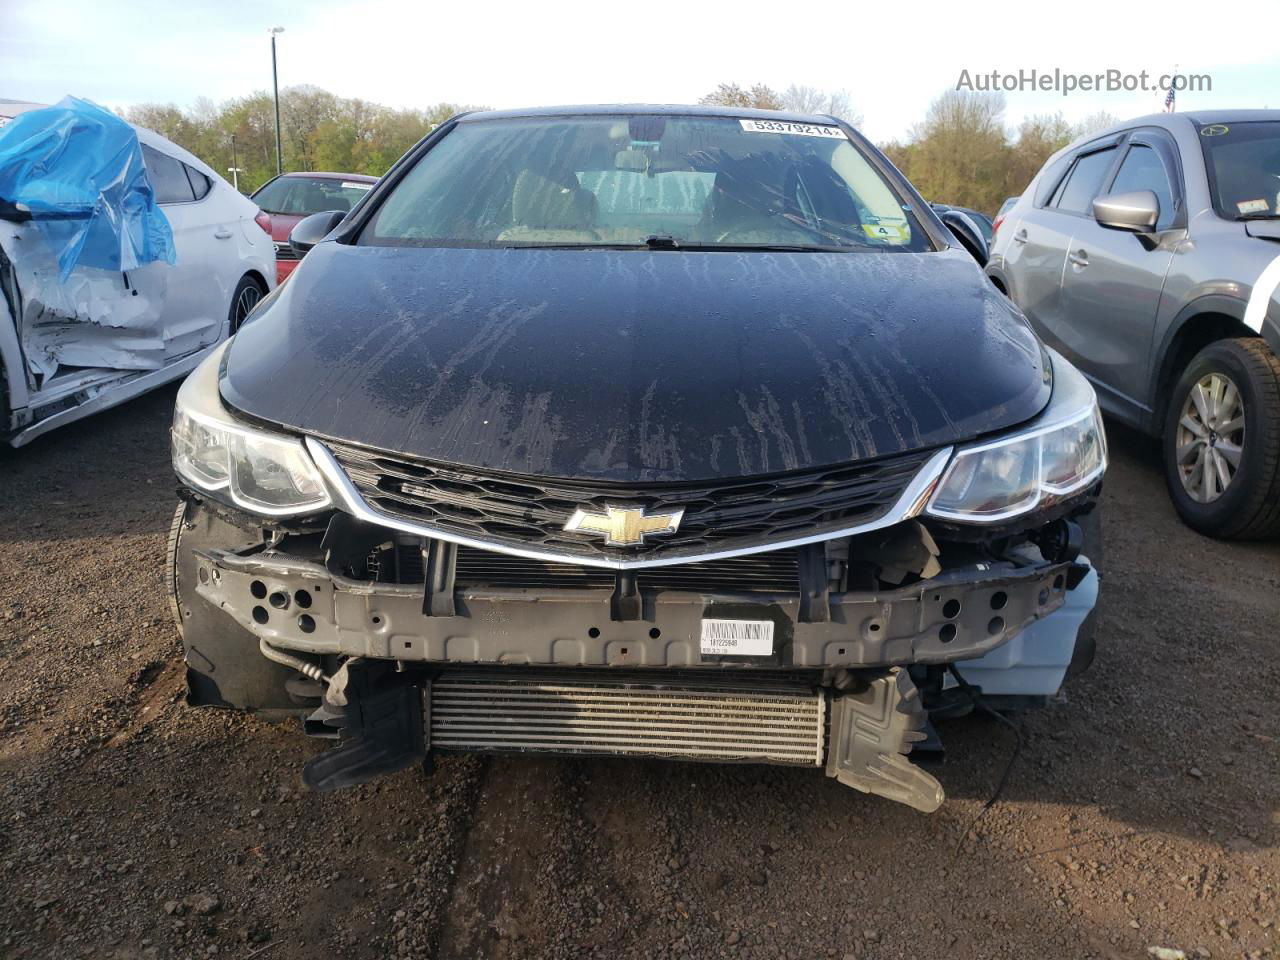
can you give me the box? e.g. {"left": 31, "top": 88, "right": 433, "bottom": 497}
{"left": 1162, "top": 338, "right": 1280, "bottom": 539}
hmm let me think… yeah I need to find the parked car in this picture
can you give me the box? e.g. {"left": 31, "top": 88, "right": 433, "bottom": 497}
{"left": 168, "top": 105, "right": 1105, "bottom": 812}
{"left": 987, "top": 110, "right": 1280, "bottom": 538}
{"left": 250, "top": 172, "right": 376, "bottom": 282}
{"left": 992, "top": 195, "right": 1019, "bottom": 236}
{"left": 0, "top": 98, "right": 274, "bottom": 447}
{"left": 930, "top": 202, "right": 993, "bottom": 242}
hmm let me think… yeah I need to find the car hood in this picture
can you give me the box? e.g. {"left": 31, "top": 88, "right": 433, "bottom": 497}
{"left": 222, "top": 243, "right": 1050, "bottom": 483}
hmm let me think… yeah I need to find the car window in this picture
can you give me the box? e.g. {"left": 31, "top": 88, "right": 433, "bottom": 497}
{"left": 252, "top": 176, "right": 373, "bottom": 215}
{"left": 185, "top": 164, "right": 212, "bottom": 201}
{"left": 361, "top": 114, "right": 931, "bottom": 252}
{"left": 1034, "top": 156, "right": 1072, "bottom": 207}
{"left": 1198, "top": 120, "right": 1280, "bottom": 220}
{"left": 1052, "top": 148, "right": 1116, "bottom": 215}
{"left": 142, "top": 144, "right": 196, "bottom": 204}
{"left": 1108, "top": 144, "right": 1176, "bottom": 229}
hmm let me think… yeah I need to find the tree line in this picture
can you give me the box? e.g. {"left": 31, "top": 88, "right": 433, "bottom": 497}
{"left": 124, "top": 84, "right": 1114, "bottom": 212}
{"left": 122, "top": 86, "right": 476, "bottom": 195}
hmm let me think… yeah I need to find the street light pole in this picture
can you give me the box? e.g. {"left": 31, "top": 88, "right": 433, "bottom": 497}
{"left": 228, "top": 133, "right": 240, "bottom": 191}
{"left": 269, "top": 27, "right": 285, "bottom": 176}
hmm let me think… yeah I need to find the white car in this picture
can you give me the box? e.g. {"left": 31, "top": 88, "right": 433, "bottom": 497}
{"left": 0, "top": 99, "right": 275, "bottom": 447}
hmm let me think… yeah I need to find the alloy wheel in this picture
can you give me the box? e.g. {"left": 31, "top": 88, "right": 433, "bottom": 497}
{"left": 233, "top": 283, "right": 263, "bottom": 331}
{"left": 1175, "top": 372, "right": 1245, "bottom": 503}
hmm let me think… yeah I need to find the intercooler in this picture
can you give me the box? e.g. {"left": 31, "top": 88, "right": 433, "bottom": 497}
{"left": 428, "top": 672, "right": 827, "bottom": 766}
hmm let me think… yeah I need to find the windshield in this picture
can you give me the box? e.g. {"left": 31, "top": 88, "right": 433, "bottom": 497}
{"left": 1199, "top": 121, "right": 1280, "bottom": 219}
{"left": 252, "top": 175, "right": 373, "bottom": 215}
{"left": 361, "top": 114, "right": 930, "bottom": 251}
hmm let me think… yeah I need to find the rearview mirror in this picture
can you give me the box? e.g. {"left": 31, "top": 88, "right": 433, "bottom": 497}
{"left": 938, "top": 210, "right": 989, "bottom": 267}
{"left": 289, "top": 209, "right": 346, "bottom": 258}
{"left": 1093, "top": 191, "right": 1159, "bottom": 233}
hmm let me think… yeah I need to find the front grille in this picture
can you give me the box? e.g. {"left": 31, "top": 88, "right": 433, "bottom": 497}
{"left": 430, "top": 672, "right": 825, "bottom": 765}
{"left": 454, "top": 545, "right": 799, "bottom": 592}
{"left": 327, "top": 441, "right": 934, "bottom": 563}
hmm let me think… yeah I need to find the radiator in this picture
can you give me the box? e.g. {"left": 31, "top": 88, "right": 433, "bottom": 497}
{"left": 429, "top": 673, "right": 826, "bottom": 766}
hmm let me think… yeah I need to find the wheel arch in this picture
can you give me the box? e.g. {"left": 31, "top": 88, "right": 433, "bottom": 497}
{"left": 1153, "top": 296, "right": 1259, "bottom": 426}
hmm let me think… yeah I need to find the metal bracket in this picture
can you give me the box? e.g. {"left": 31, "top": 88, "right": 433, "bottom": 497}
{"left": 422, "top": 539, "right": 457, "bottom": 617}
{"left": 797, "top": 543, "right": 830, "bottom": 623}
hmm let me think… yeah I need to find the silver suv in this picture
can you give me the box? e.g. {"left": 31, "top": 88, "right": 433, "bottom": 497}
{"left": 988, "top": 110, "right": 1280, "bottom": 538}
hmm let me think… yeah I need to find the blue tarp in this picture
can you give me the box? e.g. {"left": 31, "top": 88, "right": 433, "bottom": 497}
{"left": 0, "top": 96, "right": 175, "bottom": 280}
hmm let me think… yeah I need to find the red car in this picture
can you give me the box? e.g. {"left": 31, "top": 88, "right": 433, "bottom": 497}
{"left": 250, "top": 172, "right": 378, "bottom": 282}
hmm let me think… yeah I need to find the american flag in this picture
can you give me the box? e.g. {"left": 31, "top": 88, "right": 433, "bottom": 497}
{"left": 1164, "top": 70, "right": 1177, "bottom": 112}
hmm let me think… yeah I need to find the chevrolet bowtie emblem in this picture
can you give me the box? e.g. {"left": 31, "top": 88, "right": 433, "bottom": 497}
{"left": 563, "top": 505, "right": 684, "bottom": 546}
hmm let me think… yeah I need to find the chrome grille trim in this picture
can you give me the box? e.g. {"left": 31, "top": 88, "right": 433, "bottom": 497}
{"left": 306, "top": 437, "right": 953, "bottom": 571}
{"left": 429, "top": 674, "right": 826, "bottom": 766}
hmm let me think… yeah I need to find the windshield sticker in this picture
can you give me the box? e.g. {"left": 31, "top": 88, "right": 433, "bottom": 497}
{"left": 1200, "top": 124, "right": 1229, "bottom": 137}
{"left": 862, "top": 222, "right": 910, "bottom": 242}
{"left": 738, "top": 118, "right": 846, "bottom": 139}
{"left": 341, "top": 181, "right": 372, "bottom": 190}
{"left": 1238, "top": 198, "right": 1270, "bottom": 215}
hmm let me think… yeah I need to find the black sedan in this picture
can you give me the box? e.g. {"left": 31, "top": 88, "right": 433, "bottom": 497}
{"left": 167, "top": 105, "right": 1105, "bottom": 812}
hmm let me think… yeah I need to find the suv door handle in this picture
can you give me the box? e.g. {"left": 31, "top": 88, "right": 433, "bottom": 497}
{"left": 1013, "top": 229, "right": 1028, "bottom": 244}
{"left": 1068, "top": 250, "right": 1089, "bottom": 267}
{"left": 213, "top": 227, "right": 233, "bottom": 239}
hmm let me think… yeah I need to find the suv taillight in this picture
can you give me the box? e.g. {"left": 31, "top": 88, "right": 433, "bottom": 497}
{"left": 254, "top": 211, "right": 272, "bottom": 236}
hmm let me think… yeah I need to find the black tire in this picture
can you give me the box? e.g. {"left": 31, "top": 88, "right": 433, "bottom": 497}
{"left": 1162, "top": 338, "right": 1280, "bottom": 539}
{"left": 228, "top": 274, "right": 266, "bottom": 335}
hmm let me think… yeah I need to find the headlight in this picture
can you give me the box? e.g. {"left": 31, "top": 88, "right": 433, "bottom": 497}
{"left": 171, "top": 341, "right": 331, "bottom": 516}
{"left": 926, "top": 353, "right": 1106, "bottom": 523}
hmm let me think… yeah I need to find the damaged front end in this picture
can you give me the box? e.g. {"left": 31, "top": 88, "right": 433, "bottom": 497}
{"left": 168, "top": 326, "right": 1104, "bottom": 814}
{"left": 170, "top": 485, "right": 1096, "bottom": 814}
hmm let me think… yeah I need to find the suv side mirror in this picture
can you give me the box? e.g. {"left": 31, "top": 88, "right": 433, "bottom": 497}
{"left": 1093, "top": 191, "right": 1159, "bottom": 233}
{"left": 289, "top": 210, "right": 346, "bottom": 258}
{"left": 938, "top": 210, "right": 989, "bottom": 267}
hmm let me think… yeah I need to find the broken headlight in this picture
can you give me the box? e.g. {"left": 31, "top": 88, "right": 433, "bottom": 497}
{"left": 171, "top": 340, "right": 332, "bottom": 516}
{"left": 926, "top": 353, "right": 1106, "bottom": 523}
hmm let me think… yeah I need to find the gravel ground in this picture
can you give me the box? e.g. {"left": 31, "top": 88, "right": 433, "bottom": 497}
{"left": 1, "top": 387, "right": 1277, "bottom": 960}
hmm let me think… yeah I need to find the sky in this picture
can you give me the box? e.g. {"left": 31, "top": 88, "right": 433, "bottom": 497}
{"left": 3, "top": 0, "right": 1279, "bottom": 143}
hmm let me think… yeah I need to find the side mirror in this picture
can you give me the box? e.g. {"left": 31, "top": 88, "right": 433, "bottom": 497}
{"left": 289, "top": 210, "right": 346, "bottom": 258}
{"left": 939, "top": 210, "right": 989, "bottom": 267}
{"left": 1093, "top": 190, "right": 1159, "bottom": 233}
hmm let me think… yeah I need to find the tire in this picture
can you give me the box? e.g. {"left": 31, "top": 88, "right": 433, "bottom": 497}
{"left": 228, "top": 274, "right": 266, "bottom": 335}
{"left": 1162, "top": 338, "right": 1280, "bottom": 539}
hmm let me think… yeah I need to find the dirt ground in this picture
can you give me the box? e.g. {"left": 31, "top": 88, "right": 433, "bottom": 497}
{"left": 1, "top": 386, "right": 1277, "bottom": 960}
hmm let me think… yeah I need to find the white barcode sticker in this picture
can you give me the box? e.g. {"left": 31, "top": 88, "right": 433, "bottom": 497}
{"left": 700, "top": 619, "right": 775, "bottom": 656}
{"left": 738, "top": 118, "right": 846, "bottom": 139}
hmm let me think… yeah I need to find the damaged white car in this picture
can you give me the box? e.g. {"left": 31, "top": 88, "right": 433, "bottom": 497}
{"left": 0, "top": 98, "right": 274, "bottom": 447}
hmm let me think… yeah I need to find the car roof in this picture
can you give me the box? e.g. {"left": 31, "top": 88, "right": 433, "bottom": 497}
{"left": 456, "top": 103, "right": 842, "bottom": 125}
{"left": 273, "top": 171, "right": 378, "bottom": 182}
{"left": 1080, "top": 108, "right": 1280, "bottom": 142}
